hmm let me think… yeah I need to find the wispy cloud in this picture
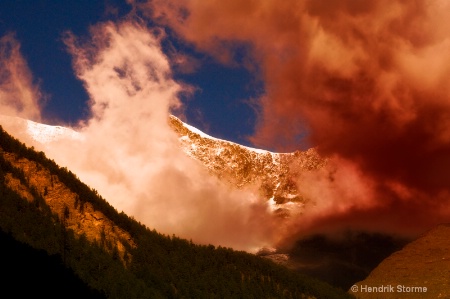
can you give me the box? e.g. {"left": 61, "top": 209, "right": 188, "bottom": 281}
{"left": 0, "top": 33, "right": 43, "bottom": 121}
{"left": 41, "top": 21, "right": 275, "bottom": 251}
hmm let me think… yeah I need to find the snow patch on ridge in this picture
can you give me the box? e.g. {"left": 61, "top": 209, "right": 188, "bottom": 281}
{"left": 26, "top": 119, "right": 83, "bottom": 143}
{"left": 180, "top": 119, "right": 276, "bottom": 155}
{"left": 0, "top": 115, "right": 83, "bottom": 144}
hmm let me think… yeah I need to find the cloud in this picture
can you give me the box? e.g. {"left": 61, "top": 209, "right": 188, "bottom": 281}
{"left": 136, "top": 0, "right": 450, "bottom": 239}
{"left": 36, "top": 21, "right": 275, "bottom": 251}
{"left": 0, "top": 33, "right": 43, "bottom": 121}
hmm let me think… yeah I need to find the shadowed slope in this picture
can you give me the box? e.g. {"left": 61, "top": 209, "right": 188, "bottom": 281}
{"left": 352, "top": 224, "right": 450, "bottom": 298}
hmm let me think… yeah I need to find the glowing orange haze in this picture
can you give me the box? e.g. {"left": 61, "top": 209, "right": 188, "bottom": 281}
{"left": 137, "top": 0, "right": 450, "bottom": 239}
{"left": 2, "top": 0, "right": 450, "bottom": 251}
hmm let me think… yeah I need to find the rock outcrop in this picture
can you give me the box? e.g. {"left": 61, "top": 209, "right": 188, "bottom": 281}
{"left": 2, "top": 150, "right": 135, "bottom": 263}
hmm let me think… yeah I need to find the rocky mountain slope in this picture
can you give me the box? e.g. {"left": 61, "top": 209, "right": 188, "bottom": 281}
{"left": 352, "top": 224, "right": 450, "bottom": 298}
{"left": 1, "top": 148, "right": 135, "bottom": 262}
{"left": 168, "top": 116, "right": 326, "bottom": 214}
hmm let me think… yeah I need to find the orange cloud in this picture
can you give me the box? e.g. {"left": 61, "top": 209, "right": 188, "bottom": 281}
{"left": 0, "top": 33, "right": 43, "bottom": 121}
{"left": 137, "top": 0, "right": 450, "bottom": 238}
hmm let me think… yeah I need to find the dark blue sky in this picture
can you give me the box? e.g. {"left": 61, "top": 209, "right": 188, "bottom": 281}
{"left": 0, "top": 1, "right": 263, "bottom": 148}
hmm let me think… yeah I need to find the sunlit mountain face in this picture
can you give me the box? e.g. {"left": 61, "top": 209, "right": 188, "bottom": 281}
{"left": 167, "top": 115, "right": 326, "bottom": 213}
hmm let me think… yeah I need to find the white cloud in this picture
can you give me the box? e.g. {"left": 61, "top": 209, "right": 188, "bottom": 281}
{"left": 38, "top": 21, "right": 276, "bottom": 251}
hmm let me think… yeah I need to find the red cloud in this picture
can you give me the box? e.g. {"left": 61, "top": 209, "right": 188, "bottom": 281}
{"left": 138, "top": 0, "right": 450, "bottom": 238}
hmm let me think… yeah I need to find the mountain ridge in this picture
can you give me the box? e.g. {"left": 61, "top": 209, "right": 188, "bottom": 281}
{"left": 168, "top": 115, "right": 326, "bottom": 213}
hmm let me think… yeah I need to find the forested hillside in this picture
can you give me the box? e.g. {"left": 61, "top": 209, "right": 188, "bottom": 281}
{"left": 0, "top": 125, "right": 353, "bottom": 299}
{"left": 0, "top": 229, "right": 106, "bottom": 298}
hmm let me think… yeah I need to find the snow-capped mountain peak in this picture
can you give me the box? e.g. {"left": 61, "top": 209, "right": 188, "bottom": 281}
{"left": 0, "top": 114, "right": 327, "bottom": 216}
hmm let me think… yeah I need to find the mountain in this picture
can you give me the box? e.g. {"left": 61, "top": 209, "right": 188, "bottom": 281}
{"left": 0, "top": 114, "right": 404, "bottom": 292}
{"left": 0, "top": 114, "right": 326, "bottom": 217}
{"left": 168, "top": 115, "right": 326, "bottom": 216}
{"left": 351, "top": 224, "right": 450, "bottom": 299}
{"left": 0, "top": 124, "right": 353, "bottom": 298}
